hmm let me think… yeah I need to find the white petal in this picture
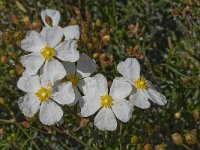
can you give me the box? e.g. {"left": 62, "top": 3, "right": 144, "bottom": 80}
{"left": 130, "top": 90, "right": 150, "bottom": 109}
{"left": 81, "top": 74, "right": 108, "bottom": 97}
{"left": 41, "top": 26, "right": 63, "bottom": 48}
{"left": 62, "top": 62, "right": 76, "bottom": 76}
{"left": 17, "top": 75, "right": 41, "bottom": 94}
{"left": 110, "top": 77, "right": 132, "bottom": 100}
{"left": 41, "top": 9, "right": 60, "bottom": 27}
{"left": 111, "top": 99, "right": 132, "bottom": 122}
{"left": 63, "top": 25, "right": 80, "bottom": 40}
{"left": 21, "top": 30, "right": 46, "bottom": 52}
{"left": 146, "top": 89, "right": 167, "bottom": 105}
{"left": 18, "top": 94, "right": 40, "bottom": 117}
{"left": 94, "top": 108, "right": 117, "bottom": 131}
{"left": 81, "top": 95, "right": 101, "bottom": 117}
{"left": 42, "top": 59, "right": 66, "bottom": 84}
{"left": 55, "top": 40, "right": 79, "bottom": 62}
{"left": 39, "top": 101, "right": 63, "bottom": 125}
{"left": 52, "top": 82, "right": 75, "bottom": 105}
{"left": 76, "top": 53, "right": 97, "bottom": 78}
{"left": 21, "top": 53, "right": 44, "bottom": 76}
{"left": 68, "top": 87, "right": 82, "bottom": 106}
{"left": 117, "top": 58, "right": 140, "bottom": 82}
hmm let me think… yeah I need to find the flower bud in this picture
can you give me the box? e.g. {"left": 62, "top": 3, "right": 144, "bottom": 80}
{"left": 193, "top": 109, "right": 200, "bottom": 121}
{"left": 15, "top": 64, "right": 25, "bottom": 75}
{"left": 9, "top": 69, "right": 15, "bottom": 75}
{"left": 21, "top": 121, "right": 30, "bottom": 128}
{"left": 0, "top": 97, "right": 5, "bottom": 105}
{"left": 131, "top": 135, "right": 139, "bottom": 144}
{"left": 80, "top": 118, "right": 89, "bottom": 128}
{"left": 12, "top": 15, "right": 20, "bottom": 25}
{"left": 87, "top": 42, "right": 94, "bottom": 50}
{"left": 45, "top": 15, "right": 53, "bottom": 27}
{"left": 143, "top": 144, "right": 153, "bottom": 150}
{"left": 0, "top": 56, "right": 8, "bottom": 63}
{"left": 95, "top": 19, "right": 101, "bottom": 26}
{"left": 92, "top": 53, "right": 99, "bottom": 59}
{"left": 70, "top": 18, "right": 78, "bottom": 25}
{"left": 184, "top": 130, "right": 197, "bottom": 145}
{"left": 171, "top": 133, "right": 183, "bottom": 145}
{"left": 102, "top": 35, "right": 110, "bottom": 44}
{"left": 100, "top": 28, "right": 108, "bottom": 37}
{"left": 155, "top": 143, "right": 167, "bottom": 150}
{"left": 81, "top": 34, "right": 88, "bottom": 43}
{"left": 174, "top": 111, "right": 182, "bottom": 119}
{"left": 99, "top": 53, "right": 106, "bottom": 61}
{"left": 2, "top": 32, "right": 12, "bottom": 44}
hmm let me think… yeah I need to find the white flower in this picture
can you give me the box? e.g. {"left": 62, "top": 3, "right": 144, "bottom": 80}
{"left": 17, "top": 68, "right": 75, "bottom": 125}
{"left": 62, "top": 53, "right": 97, "bottom": 105}
{"left": 117, "top": 58, "right": 167, "bottom": 109}
{"left": 41, "top": 9, "right": 60, "bottom": 27}
{"left": 81, "top": 74, "right": 132, "bottom": 131}
{"left": 21, "top": 26, "right": 80, "bottom": 76}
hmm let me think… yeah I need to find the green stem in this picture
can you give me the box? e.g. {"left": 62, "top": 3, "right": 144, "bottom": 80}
{"left": 182, "top": 144, "right": 192, "bottom": 150}
{"left": 0, "top": 118, "right": 15, "bottom": 124}
{"left": 119, "top": 123, "right": 123, "bottom": 150}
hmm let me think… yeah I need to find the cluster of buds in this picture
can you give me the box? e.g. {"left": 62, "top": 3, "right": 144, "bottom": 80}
{"left": 127, "top": 23, "right": 142, "bottom": 38}
{"left": 127, "top": 45, "right": 144, "bottom": 60}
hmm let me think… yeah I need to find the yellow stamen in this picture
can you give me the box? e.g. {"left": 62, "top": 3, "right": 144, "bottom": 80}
{"left": 36, "top": 87, "right": 51, "bottom": 101}
{"left": 100, "top": 95, "right": 113, "bottom": 108}
{"left": 134, "top": 76, "right": 148, "bottom": 90}
{"left": 41, "top": 46, "right": 55, "bottom": 60}
{"left": 67, "top": 75, "right": 79, "bottom": 86}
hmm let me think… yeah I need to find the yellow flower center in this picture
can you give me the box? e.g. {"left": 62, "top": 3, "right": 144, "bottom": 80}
{"left": 134, "top": 76, "right": 148, "bottom": 90}
{"left": 100, "top": 95, "right": 113, "bottom": 108}
{"left": 67, "top": 75, "right": 79, "bottom": 86}
{"left": 36, "top": 87, "right": 51, "bottom": 101}
{"left": 41, "top": 46, "right": 55, "bottom": 60}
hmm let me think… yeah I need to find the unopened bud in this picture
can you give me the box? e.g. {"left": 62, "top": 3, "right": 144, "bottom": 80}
{"left": 9, "top": 69, "right": 15, "bottom": 75}
{"left": 92, "top": 53, "right": 99, "bottom": 59}
{"left": 193, "top": 109, "right": 200, "bottom": 121}
{"left": 143, "top": 144, "right": 153, "bottom": 150}
{"left": 12, "top": 15, "right": 20, "bottom": 25}
{"left": 80, "top": 118, "right": 89, "bottom": 128}
{"left": 102, "top": 35, "right": 110, "bottom": 44}
{"left": 0, "top": 56, "right": 8, "bottom": 63}
{"left": 15, "top": 65, "right": 25, "bottom": 75}
{"left": 0, "top": 97, "right": 5, "bottom": 105}
{"left": 172, "top": 133, "right": 183, "bottom": 145}
{"left": 87, "top": 43, "right": 94, "bottom": 50}
{"left": 155, "top": 143, "right": 167, "bottom": 150}
{"left": 21, "top": 121, "right": 30, "bottom": 128}
{"left": 70, "top": 18, "right": 78, "bottom": 25}
{"left": 95, "top": 19, "right": 101, "bottom": 26}
{"left": 131, "top": 135, "right": 139, "bottom": 144}
{"left": 99, "top": 53, "right": 106, "bottom": 61}
{"left": 174, "top": 111, "right": 182, "bottom": 119}
{"left": 184, "top": 130, "right": 197, "bottom": 145}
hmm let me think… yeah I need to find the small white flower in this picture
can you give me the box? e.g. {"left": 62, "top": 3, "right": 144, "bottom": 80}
{"left": 117, "top": 58, "right": 167, "bottom": 109}
{"left": 21, "top": 26, "right": 80, "bottom": 76}
{"left": 17, "top": 68, "right": 75, "bottom": 125}
{"left": 41, "top": 9, "right": 60, "bottom": 27}
{"left": 81, "top": 74, "right": 132, "bottom": 131}
{"left": 62, "top": 53, "right": 97, "bottom": 105}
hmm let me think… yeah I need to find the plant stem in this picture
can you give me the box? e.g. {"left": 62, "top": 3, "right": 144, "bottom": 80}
{"left": 119, "top": 123, "right": 123, "bottom": 150}
{"left": 0, "top": 118, "right": 15, "bottom": 124}
{"left": 182, "top": 144, "right": 192, "bottom": 150}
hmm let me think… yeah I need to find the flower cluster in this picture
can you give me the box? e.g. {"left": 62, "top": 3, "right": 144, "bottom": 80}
{"left": 17, "top": 9, "right": 167, "bottom": 130}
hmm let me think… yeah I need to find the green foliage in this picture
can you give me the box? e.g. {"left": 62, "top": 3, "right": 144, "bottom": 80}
{"left": 0, "top": 0, "right": 199, "bottom": 149}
